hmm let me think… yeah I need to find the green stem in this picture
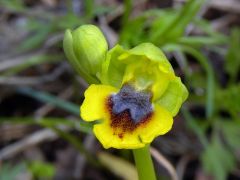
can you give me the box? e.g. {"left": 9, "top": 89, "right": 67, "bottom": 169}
{"left": 133, "top": 145, "right": 156, "bottom": 180}
{"left": 122, "top": 0, "right": 132, "bottom": 26}
{"left": 84, "top": 0, "right": 94, "bottom": 20}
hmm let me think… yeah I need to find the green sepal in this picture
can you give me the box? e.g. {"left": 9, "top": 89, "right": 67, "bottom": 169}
{"left": 118, "top": 43, "right": 175, "bottom": 100}
{"left": 155, "top": 77, "right": 188, "bottom": 116}
{"left": 101, "top": 45, "right": 127, "bottom": 88}
{"left": 119, "top": 43, "right": 174, "bottom": 74}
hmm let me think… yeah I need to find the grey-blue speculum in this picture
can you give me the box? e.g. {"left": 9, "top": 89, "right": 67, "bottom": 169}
{"left": 111, "top": 84, "right": 153, "bottom": 124}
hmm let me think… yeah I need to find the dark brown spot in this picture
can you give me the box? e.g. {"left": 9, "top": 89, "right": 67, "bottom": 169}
{"left": 106, "top": 96, "right": 153, "bottom": 138}
{"left": 118, "top": 133, "right": 123, "bottom": 139}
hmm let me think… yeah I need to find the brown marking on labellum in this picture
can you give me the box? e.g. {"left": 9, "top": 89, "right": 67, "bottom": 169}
{"left": 106, "top": 96, "right": 153, "bottom": 138}
{"left": 118, "top": 133, "right": 123, "bottom": 139}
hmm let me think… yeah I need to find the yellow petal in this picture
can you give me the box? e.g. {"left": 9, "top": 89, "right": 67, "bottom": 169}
{"left": 80, "top": 84, "right": 117, "bottom": 121}
{"left": 93, "top": 103, "right": 173, "bottom": 149}
{"left": 138, "top": 104, "right": 173, "bottom": 144}
{"left": 93, "top": 119, "right": 145, "bottom": 149}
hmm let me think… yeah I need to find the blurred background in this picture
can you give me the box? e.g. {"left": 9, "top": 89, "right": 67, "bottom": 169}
{"left": 0, "top": 0, "right": 240, "bottom": 179}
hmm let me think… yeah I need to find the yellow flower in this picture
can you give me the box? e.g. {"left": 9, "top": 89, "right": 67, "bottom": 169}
{"left": 80, "top": 43, "right": 188, "bottom": 149}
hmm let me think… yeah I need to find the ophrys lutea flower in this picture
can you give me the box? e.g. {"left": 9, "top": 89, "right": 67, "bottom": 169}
{"left": 80, "top": 43, "right": 188, "bottom": 149}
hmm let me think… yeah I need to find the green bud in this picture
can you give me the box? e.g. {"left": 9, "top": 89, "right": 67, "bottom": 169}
{"left": 63, "top": 25, "right": 108, "bottom": 83}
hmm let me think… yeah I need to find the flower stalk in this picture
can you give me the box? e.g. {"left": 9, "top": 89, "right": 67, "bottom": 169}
{"left": 133, "top": 145, "right": 156, "bottom": 180}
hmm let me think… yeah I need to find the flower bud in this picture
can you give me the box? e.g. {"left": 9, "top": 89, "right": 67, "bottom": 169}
{"left": 63, "top": 25, "right": 108, "bottom": 83}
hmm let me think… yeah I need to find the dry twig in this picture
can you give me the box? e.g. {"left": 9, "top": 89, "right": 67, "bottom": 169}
{"left": 176, "top": 155, "right": 194, "bottom": 180}
{"left": 150, "top": 147, "right": 178, "bottom": 180}
{"left": 0, "top": 128, "right": 59, "bottom": 160}
{"left": 0, "top": 51, "right": 45, "bottom": 72}
{"left": 0, "top": 63, "right": 66, "bottom": 85}
{"left": 73, "top": 134, "right": 95, "bottom": 179}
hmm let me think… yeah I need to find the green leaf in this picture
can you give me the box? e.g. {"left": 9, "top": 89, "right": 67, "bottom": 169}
{"left": 94, "top": 5, "right": 114, "bottom": 16}
{"left": 149, "top": 10, "right": 178, "bottom": 44}
{"left": 225, "top": 28, "right": 240, "bottom": 82}
{"left": 181, "top": 108, "right": 208, "bottom": 147}
{"left": 17, "top": 25, "right": 52, "bottom": 52}
{"left": 55, "top": 14, "right": 85, "bottom": 30}
{"left": 193, "top": 18, "right": 228, "bottom": 41}
{"left": 220, "top": 121, "right": 240, "bottom": 150}
{"left": 28, "top": 161, "right": 55, "bottom": 179}
{"left": 120, "top": 0, "right": 206, "bottom": 47}
{"left": 17, "top": 87, "right": 80, "bottom": 116}
{"left": 0, "top": 163, "right": 26, "bottom": 180}
{"left": 163, "top": 44, "right": 215, "bottom": 118}
{"left": 201, "top": 135, "right": 236, "bottom": 180}
{"left": 150, "top": 0, "right": 206, "bottom": 45}
{"left": 119, "top": 16, "right": 148, "bottom": 48}
{"left": 178, "top": 36, "right": 227, "bottom": 47}
{"left": 215, "top": 84, "right": 240, "bottom": 117}
{"left": 0, "top": 0, "right": 25, "bottom": 12}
